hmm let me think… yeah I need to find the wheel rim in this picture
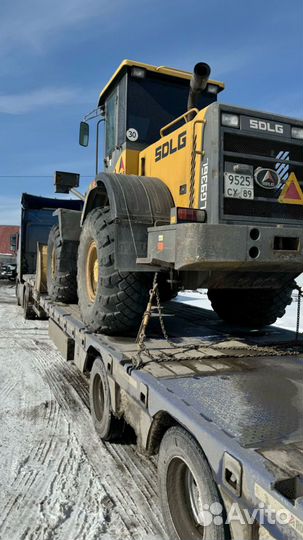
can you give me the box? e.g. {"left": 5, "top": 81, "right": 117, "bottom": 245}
{"left": 51, "top": 246, "right": 56, "bottom": 279}
{"left": 93, "top": 373, "right": 104, "bottom": 421}
{"left": 166, "top": 457, "right": 205, "bottom": 538}
{"left": 185, "top": 467, "right": 204, "bottom": 526}
{"left": 86, "top": 240, "right": 99, "bottom": 302}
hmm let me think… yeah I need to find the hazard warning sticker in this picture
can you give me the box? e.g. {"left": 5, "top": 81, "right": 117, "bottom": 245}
{"left": 116, "top": 156, "right": 125, "bottom": 174}
{"left": 278, "top": 172, "right": 303, "bottom": 205}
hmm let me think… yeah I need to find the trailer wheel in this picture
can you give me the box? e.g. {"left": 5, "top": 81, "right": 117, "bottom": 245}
{"left": 47, "top": 225, "right": 78, "bottom": 303}
{"left": 16, "top": 281, "right": 21, "bottom": 306}
{"left": 158, "top": 426, "right": 228, "bottom": 540}
{"left": 77, "top": 207, "right": 152, "bottom": 334}
{"left": 23, "top": 284, "right": 36, "bottom": 320}
{"left": 89, "top": 357, "right": 123, "bottom": 441}
{"left": 208, "top": 282, "right": 294, "bottom": 328}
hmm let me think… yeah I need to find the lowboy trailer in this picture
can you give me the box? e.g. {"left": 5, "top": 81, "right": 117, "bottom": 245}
{"left": 15, "top": 52, "right": 303, "bottom": 537}
{"left": 19, "top": 271, "right": 303, "bottom": 540}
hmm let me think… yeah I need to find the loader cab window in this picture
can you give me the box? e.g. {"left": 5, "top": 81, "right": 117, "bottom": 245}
{"left": 127, "top": 74, "right": 217, "bottom": 146}
{"left": 105, "top": 89, "right": 117, "bottom": 156}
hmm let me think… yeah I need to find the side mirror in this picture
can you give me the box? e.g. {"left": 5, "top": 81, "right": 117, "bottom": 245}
{"left": 54, "top": 171, "right": 80, "bottom": 193}
{"left": 79, "top": 121, "right": 89, "bottom": 147}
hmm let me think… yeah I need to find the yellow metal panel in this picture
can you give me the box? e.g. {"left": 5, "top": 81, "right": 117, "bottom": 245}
{"left": 139, "top": 108, "right": 208, "bottom": 208}
{"left": 114, "top": 149, "right": 140, "bottom": 175}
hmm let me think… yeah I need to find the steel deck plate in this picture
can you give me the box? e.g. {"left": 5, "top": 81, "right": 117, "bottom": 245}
{"left": 158, "top": 354, "right": 303, "bottom": 448}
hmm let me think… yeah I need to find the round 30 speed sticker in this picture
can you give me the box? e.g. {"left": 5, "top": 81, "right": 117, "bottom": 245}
{"left": 126, "top": 128, "right": 138, "bottom": 141}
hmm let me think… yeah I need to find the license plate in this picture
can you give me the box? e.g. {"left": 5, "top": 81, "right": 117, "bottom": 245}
{"left": 224, "top": 172, "right": 254, "bottom": 199}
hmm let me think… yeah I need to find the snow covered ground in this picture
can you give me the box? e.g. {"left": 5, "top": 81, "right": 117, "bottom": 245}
{"left": 0, "top": 282, "right": 165, "bottom": 540}
{"left": 0, "top": 281, "right": 301, "bottom": 539}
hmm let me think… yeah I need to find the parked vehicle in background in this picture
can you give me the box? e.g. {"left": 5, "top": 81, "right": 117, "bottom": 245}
{"left": 0, "top": 263, "right": 17, "bottom": 281}
{"left": 15, "top": 193, "right": 83, "bottom": 312}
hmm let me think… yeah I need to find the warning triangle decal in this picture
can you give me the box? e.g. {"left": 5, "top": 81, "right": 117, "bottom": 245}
{"left": 278, "top": 173, "right": 303, "bottom": 205}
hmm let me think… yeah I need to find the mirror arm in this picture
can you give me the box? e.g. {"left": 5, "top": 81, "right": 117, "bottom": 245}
{"left": 70, "top": 187, "right": 85, "bottom": 201}
{"left": 84, "top": 107, "right": 104, "bottom": 122}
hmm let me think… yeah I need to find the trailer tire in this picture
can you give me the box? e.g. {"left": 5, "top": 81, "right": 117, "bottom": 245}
{"left": 23, "top": 284, "right": 36, "bottom": 320}
{"left": 16, "top": 281, "right": 21, "bottom": 306}
{"left": 77, "top": 207, "right": 152, "bottom": 334}
{"left": 89, "top": 357, "right": 124, "bottom": 441}
{"left": 208, "top": 283, "right": 294, "bottom": 328}
{"left": 158, "top": 426, "right": 228, "bottom": 540}
{"left": 47, "top": 225, "right": 78, "bottom": 303}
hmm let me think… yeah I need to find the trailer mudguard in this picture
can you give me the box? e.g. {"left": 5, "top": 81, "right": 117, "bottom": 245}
{"left": 81, "top": 173, "right": 174, "bottom": 271}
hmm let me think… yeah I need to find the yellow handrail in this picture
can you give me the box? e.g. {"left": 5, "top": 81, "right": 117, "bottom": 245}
{"left": 160, "top": 108, "right": 199, "bottom": 138}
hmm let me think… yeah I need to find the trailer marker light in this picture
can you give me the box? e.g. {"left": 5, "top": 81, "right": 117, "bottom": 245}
{"left": 157, "top": 235, "right": 165, "bottom": 252}
{"left": 278, "top": 173, "right": 303, "bottom": 205}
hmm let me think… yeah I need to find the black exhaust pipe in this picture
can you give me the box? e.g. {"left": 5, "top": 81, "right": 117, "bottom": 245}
{"left": 187, "top": 62, "right": 211, "bottom": 119}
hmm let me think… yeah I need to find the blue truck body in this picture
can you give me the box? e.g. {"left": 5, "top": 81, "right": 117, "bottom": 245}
{"left": 17, "top": 193, "right": 83, "bottom": 281}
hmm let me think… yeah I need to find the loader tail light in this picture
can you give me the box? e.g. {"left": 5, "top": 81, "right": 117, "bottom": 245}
{"left": 170, "top": 207, "right": 207, "bottom": 224}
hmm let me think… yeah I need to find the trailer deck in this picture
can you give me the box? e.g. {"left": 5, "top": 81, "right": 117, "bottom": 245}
{"left": 24, "top": 275, "right": 303, "bottom": 539}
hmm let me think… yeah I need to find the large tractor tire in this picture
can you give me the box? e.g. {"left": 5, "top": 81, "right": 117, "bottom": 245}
{"left": 47, "top": 225, "right": 78, "bottom": 303}
{"left": 77, "top": 207, "right": 152, "bottom": 335}
{"left": 208, "top": 282, "right": 294, "bottom": 328}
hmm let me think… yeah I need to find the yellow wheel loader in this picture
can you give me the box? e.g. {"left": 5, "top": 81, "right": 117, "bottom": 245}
{"left": 49, "top": 60, "right": 303, "bottom": 334}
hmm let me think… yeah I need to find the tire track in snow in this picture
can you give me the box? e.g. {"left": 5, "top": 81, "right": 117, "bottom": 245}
{"left": 27, "top": 342, "right": 165, "bottom": 537}
{"left": 0, "top": 284, "right": 166, "bottom": 539}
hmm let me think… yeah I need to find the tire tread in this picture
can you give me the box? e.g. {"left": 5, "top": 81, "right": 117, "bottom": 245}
{"left": 47, "top": 224, "right": 78, "bottom": 303}
{"left": 77, "top": 207, "right": 152, "bottom": 334}
{"left": 208, "top": 282, "right": 295, "bottom": 327}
